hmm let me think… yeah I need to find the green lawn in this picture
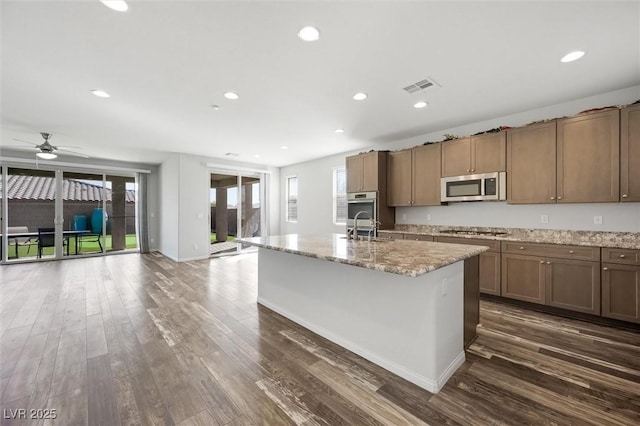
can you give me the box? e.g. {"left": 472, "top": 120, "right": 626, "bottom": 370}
{"left": 211, "top": 232, "right": 235, "bottom": 243}
{"left": 7, "top": 234, "right": 138, "bottom": 259}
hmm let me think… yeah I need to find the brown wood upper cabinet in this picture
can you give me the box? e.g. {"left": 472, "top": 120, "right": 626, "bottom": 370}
{"left": 507, "top": 121, "right": 557, "bottom": 204}
{"left": 346, "top": 151, "right": 386, "bottom": 192}
{"left": 387, "top": 144, "right": 441, "bottom": 206}
{"left": 556, "top": 109, "right": 620, "bottom": 203}
{"left": 621, "top": 104, "right": 640, "bottom": 202}
{"left": 441, "top": 132, "right": 506, "bottom": 177}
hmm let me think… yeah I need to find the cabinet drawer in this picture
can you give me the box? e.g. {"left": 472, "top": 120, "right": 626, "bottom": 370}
{"left": 403, "top": 233, "right": 434, "bottom": 242}
{"left": 435, "top": 236, "right": 500, "bottom": 252}
{"left": 377, "top": 233, "right": 404, "bottom": 241}
{"left": 602, "top": 248, "right": 640, "bottom": 265}
{"left": 501, "top": 241, "right": 600, "bottom": 261}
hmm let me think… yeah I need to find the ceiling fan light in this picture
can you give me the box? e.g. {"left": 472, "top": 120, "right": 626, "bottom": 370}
{"left": 37, "top": 152, "right": 57, "bottom": 160}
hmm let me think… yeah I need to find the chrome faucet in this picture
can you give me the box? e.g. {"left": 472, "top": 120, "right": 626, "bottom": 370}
{"left": 347, "top": 210, "right": 372, "bottom": 240}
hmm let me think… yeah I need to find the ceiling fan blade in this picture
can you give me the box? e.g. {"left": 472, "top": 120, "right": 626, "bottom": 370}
{"left": 56, "top": 148, "right": 90, "bottom": 158}
{"left": 1, "top": 145, "right": 37, "bottom": 151}
{"left": 56, "top": 145, "right": 81, "bottom": 149}
{"left": 12, "top": 138, "right": 38, "bottom": 146}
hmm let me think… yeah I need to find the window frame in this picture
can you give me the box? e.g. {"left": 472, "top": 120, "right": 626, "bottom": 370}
{"left": 285, "top": 175, "right": 298, "bottom": 223}
{"left": 333, "top": 167, "right": 347, "bottom": 225}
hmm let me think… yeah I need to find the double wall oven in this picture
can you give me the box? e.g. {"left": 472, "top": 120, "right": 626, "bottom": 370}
{"left": 346, "top": 192, "right": 377, "bottom": 236}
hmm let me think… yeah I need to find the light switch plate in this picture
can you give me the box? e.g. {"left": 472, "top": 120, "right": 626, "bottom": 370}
{"left": 401, "top": 213, "right": 407, "bottom": 221}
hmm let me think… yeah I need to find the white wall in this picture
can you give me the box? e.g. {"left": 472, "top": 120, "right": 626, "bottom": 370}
{"left": 397, "top": 202, "right": 640, "bottom": 232}
{"left": 280, "top": 85, "right": 640, "bottom": 235}
{"left": 158, "top": 152, "right": 280, "bottom": 261}
{"left": 159, "top": 154, "right": 180, "bottom": 259}
{"left": 280, "top": 153, "right": 347, "bottom": 235}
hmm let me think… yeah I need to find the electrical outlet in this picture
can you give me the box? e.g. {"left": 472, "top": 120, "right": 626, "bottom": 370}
{"left": 540, "top": 214, "right": 549, "bottom": 224}
{"left": 401, "top": 213, "right": 407, "bottom": 221}
{"left": 426, "top": 214, "right": 432, "bottom": 222}
{"left": 593, "top": 216, "right": 603, "bottom": 225}
{"left": 442, "top": 278, "right": 448, "bottom": 296}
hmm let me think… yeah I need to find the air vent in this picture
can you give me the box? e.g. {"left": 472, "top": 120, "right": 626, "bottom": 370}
{"left": 403, "top": 77, "right": 439, "bottom": 94}
{"left": 224, "top": 152, "right": 239, "bottom": 157}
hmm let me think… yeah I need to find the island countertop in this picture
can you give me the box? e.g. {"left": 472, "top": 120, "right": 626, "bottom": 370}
{"left": 236, "top": 233, "right": 488, "bottom": 277}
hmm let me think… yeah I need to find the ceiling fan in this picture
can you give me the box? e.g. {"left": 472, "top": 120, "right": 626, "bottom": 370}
{"left": 9, "top": 132, "right": 89, "bottom": 159}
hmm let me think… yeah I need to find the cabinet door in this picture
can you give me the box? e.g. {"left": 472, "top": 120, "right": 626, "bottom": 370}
{"left": 361, "top": 152, "right": 381, "bottom": 191}
{"left": 346, "top": 155, "right": 362, "bottom": 192}
{"left": 387, "top": 150, "right": 412, "bottom": 206}
{"left": 507, "top": 122, "right": 557, "bottom": 204}
{"left": 602, "top": 263, "right": 640, "bottom": 323}
{"left": 479, "top": 252, "right": 501, "bottom": 296}
{"left": 545, "top": 259, "right": 600, "bottom": 315}
{"left": 621, "top": 104, "right": 640, "bottom": 202}
{"left": 557, "top": 109, "right": 620, "bottom": 203}
{"left": 441, "top": 138, "right": 471, "bottom": 177}
{"left": 412, "top": 144, "right": 442, "bottom": 206}
{"left": 471, "top": 132, "right": 506, "bottom": 174}
{"left": 501, "top": 253, "right": 545, "bottom": 304}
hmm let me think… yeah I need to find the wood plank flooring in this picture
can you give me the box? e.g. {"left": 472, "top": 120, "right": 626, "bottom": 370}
{"left": 1, "top": 253, "right": 639, "bottom": 425}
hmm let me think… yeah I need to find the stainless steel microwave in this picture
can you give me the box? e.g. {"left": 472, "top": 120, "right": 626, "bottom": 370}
{"left": 441, "top": 172, "right": 506, "bottom": 202}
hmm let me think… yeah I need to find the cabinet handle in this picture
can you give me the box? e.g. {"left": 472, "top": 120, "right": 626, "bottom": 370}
{"left": 620, "top": 254, "right": 626, "bottom": 258}
{"left": 550, "top": 196, "right": 555, "bottom": 200}
{"left": 540, "top": 260, "right": 545, "bottom": 264}
{"left": 519, "top": 246, "right": 524, "bottom": 250}
{"left": 557, "top": 196, "right": 563, "bottom": 200}
{"left": 569, "top": 250, "right": 574, "bottom": 254}
{"left": 546, "top": 261, "right": 551, "bottom": 265}
{"left": 467, "top": 169, "right": 471, "bottom": 173}
{"left": 603, "top": 267, "right": 609, "bottom": 271}
{"left": 471, "top": 169, "right": 475, "bottom": 172}
{"left": 622, "top": 194, "right": 628, "bottom": 198}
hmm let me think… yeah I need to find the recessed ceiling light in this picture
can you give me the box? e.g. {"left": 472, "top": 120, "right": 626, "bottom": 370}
{"left": 298, "top": 26, "right": 320, "bottom": 42}
{"left": 254, "top": 154, "right": 261, "bottom": 158}
{"left": 414, "top": 101, "right": 428, "bottom": 109}
{"left": 353, "top": 93, "right": 368, "bottom": 101}
{"left": 101, "top": 1, "right": 128, "bottom": 12}
{"left": 210, "top": 104, "right": 220, "bottom": 110}
{"left": 36, "top": 152, "right": 57, "bottom": 160}
{"left": 91, "top": 90, "right": 110, "bottom": 98}
{"left": 224, "top": 92, "right": 239, "bottom": 100}
{"left": 280, "top": 146, "right": 288, "bottom": 150}
{"left": 561, "top": 50, "right": 585, "bottom": 63}
{"left": 335, "top": 128, "right": 345, "bottom": 133}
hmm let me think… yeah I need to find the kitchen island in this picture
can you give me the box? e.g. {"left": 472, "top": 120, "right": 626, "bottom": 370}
{"left": 236, "top": 234, "right": 488, "bottom": 393}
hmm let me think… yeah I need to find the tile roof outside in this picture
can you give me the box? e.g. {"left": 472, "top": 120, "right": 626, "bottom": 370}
{"left": 1, "top": 175, "right": 135, "bottom": 202}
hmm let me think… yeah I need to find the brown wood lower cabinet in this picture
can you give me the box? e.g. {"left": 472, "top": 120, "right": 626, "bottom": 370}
{"left": 602, "top": 263, "right": 640, "bottom": 324}
{"left": 435, "top": 236, "right": 501, "bottom": 296}
{"left": 501, "top": 242, "right": 601, "bottom": 316}
{"left": 545, "top": 259, "right": 600, "bottom": 315}
{"left": 501, "top": 253, "right": 546, "bottom": 304}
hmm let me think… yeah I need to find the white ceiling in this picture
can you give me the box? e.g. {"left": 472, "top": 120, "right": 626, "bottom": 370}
{"left": 2, "top": 1, "right": 639, "bottom": 167}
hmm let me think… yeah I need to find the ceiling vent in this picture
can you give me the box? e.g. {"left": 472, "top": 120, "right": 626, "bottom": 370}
{"left": 403, "top": 77, "right": 439, "bottom": 94}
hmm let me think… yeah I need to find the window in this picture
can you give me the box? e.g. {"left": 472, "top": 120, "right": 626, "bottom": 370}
{"left": 333, "top": 167, "right": 347, "bottom": 225}
{"left": 286, "top": 176, "right": 298, "bottom": 222}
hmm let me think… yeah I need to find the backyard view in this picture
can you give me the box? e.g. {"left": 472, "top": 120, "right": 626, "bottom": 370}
{"left": 2, "top": 168, "right": 138, "bottom": 261}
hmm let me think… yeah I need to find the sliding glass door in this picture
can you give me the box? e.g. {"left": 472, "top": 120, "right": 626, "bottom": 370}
{"left": 1, "top": 164, "right": 140, "bottom": 263}
{"left": 209, "top": 171, "right": 265, "bottom": 256}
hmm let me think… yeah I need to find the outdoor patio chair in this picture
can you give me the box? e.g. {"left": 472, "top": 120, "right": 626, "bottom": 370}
{"left": 7, "top": 226, "right": 38, "bottom": 258}
{"left": 37, "top": 227, "right": 69, "bottom": 258}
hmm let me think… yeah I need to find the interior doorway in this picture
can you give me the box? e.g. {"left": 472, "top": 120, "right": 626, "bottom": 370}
{"left": 209, "top": 172, "right": 263, "bottom": 256}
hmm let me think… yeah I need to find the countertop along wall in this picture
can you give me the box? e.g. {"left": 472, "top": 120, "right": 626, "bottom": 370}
{"left": 280, "top": 85, "right": 640, "bottom": 235}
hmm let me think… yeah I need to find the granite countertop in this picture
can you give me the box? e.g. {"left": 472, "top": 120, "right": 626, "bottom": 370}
{"left": 236, "top": 234, "right": 488, "bottom": 277}
{"left": 379, "top": 225, "right": 639, "bottom": 250}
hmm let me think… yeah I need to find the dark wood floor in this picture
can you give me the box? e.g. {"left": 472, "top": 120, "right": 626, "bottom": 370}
{"left": 1, "top": 252, "right": 639, "bottom": 425}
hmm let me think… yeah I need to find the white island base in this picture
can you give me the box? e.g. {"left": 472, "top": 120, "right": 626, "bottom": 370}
{"left": 257, "top": 247, "right": 466, "bottom": 393}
